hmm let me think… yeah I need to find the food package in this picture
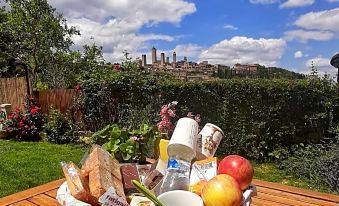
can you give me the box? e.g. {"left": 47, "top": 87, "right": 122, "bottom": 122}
{"left": 190, "top": 157, "right": 218, "bottom": 185}
{"left": 142, "top": 160, "right": 163, "bottom": 192}
{"left": 98, "top": 187, "right": 130, "bottom": 206}
{"left": 82, "top": 145, "right": 122, "bottom": 180}
{"left": 61, "top": 161, "right": 95, "bottom": 204}
{"left": 129, "top": 196, "right": 152, "bottom": 206}
{"left": 120, "top": 163, "right": 141, "bottom": 195}
{"left": 89, "top": 165, "right": 125, "bottom": 200}
{"left": 136, "top": 164, "right": 151, "bottom": 183}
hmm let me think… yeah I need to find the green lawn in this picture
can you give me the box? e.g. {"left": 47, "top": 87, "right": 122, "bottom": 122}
{"left": 253, "top": 162, "right": 337, "bottom": 195}
{"left": 0, "top": 140, "right": 87, "bottom": 197}
{"left": 0, "top": 140, "right": 335, "bottom": 198}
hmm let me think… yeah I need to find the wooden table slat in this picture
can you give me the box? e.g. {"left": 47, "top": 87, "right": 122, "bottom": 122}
{"left": 0, "top": 179, "right": 64, "bottom": 206}
{"left": 256, "top": 186, "right": 338, "bottom": 206}
{"left": 252, "top": 197, "right": 289, "bottom": 206}
{"left": 44, "top": 189, "right": 58, "bottom": 199}
{"left": 252, "top": 179, "right": 339, "bottom": 203}
{"left": 9, "top": 200, "right": 37, "bottom": 206}
{"left": 256, "top": 191, "right": 319, "bottom": 206}
{"left": 28, "top": 194, "right": 60, "bottom": 206}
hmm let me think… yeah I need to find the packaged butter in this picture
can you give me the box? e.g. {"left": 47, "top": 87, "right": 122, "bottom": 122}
{"left": 190, "top": 157, "right": 217, "bottom": 185}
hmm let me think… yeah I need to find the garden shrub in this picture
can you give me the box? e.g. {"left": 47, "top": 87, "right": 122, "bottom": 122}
{"left": 44, "top": 109, "right": 79, "bottom": 144}
{"left": 3, "top": 96, "right": 45, "bottom": 141}
{"left": 75, "top": 70, "right": 338, "bottom": 160}
{"left": 279, "top": 141, "right": 339, "bottom": 192}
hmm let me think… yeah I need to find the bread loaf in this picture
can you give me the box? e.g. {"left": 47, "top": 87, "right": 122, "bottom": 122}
{"left": 83, "top": 146, "right": 122, "bottom": 180}
{"left": 89, "top": 165, "right": 125, "bottom": 200}
{"left": 61, "top": 162, "right": 95, "bottom": 204}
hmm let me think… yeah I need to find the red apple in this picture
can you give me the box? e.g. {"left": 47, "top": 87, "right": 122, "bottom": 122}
{"left": 218, "top": 155, "right": 254, "bottom": 190}
{"left": 202, "top": 174, "right": 243, "bottom": 206}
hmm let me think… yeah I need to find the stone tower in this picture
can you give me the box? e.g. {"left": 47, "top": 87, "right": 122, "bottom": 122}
{"left": 173, "top": 51, "right": 176, "bottom": 69}
{"left": 152, "top": 47, "right": 157, "bottom": 65}
{"left": 161, "top": 53, "right": 165, "bottom": 66}
{"left": 142, "top": 54, "right": 146, "bottom": 67}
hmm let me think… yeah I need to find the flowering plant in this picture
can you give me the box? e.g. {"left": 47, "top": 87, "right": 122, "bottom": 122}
{"left": 99, "top": 124, "right": 156, "bottom": 163}
{"left": 187, "top": 112, "right": 202, "bottom": 124}
{"left": 157, "top": 101, "right": 178, "bottom": 137}
{"left": 3, "top": 96, "right": 45, "bottom": 141}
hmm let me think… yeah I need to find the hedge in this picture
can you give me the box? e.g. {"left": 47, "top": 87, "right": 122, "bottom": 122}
{"left": 75, "top": 71, "right": 339, "bottom": 160}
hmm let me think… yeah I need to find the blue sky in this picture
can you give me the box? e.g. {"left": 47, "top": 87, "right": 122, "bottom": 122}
{"left": 44, "top": 0, "right": 338, "bottom": 76}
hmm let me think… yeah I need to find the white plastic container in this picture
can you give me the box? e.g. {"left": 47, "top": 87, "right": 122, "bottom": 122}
{"left": 167, "top": 117, "right": 199, "bottom": 161}
{"left": 196, "top": 123, "right": 224, "bottom": 160}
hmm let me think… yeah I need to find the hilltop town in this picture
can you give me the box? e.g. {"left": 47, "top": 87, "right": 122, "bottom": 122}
{"left": 134, "top": 47, "right": 304, "bottom": 81}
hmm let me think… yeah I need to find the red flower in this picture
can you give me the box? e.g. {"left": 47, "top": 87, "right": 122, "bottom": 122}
{"left": 75, "top": 85, "right": 81, "bottom": 93}
{"left": 30, "top": 106, "right": 40, "bottom": 114}
{"left": 29, "top": 95, "right": 34, "bottom": 100}
{"left": 8, "top": 114, "right": 14, "bottom": 119}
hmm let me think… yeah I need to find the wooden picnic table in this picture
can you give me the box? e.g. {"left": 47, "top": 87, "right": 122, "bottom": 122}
{"left": 0, "top": 178, "right": 338, "bottom": 206}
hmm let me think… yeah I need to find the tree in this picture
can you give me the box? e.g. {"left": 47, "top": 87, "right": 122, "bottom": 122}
{"left": 0, "top": 5, "right": 17, "bottom": 76}
{"left": 0, "top": 0, "right": 79, "bottom": 82}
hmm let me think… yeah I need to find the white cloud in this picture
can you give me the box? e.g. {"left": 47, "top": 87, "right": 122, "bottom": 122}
{"left": 224, "top": 24, "right": 238, "bottom": 30}
{"left": 173, "top": 44, "right": 205, "bottom": 59}
{"left": 294, "top": 51, "right": 303, "bottom": 58}
{"left": 48, "top": 0, "right": 196, "bottom": 62}
{"left": 249, "top": 0, "right": 279, "bottom": 4}
{"left": 284, "top": 29, "right": 335, "bottom": 42}
{"left": 49, "top": 0, "right": 196, "bottom": 24}
{"left": 294, "top": 8, "right": 339, "bottom": 32}
{"left": 199, "top": 36, "right": 286, "bottom": 66}
{"left": 280, "top": 0, "right": 314, "bottom": 8}
{"left": 304, "top": 57, "right": 337, "bottom": 77}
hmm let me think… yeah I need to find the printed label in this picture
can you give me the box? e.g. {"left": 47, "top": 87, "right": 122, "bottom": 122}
{"left": 167, "top": 158, "right": 179, "bottom": 169}
{"left": 99, "top": 187, "right": 129, "bottom": 206}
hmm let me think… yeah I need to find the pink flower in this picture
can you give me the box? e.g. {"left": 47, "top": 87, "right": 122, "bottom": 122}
{"left": 19, "top": 121, "right": 24, "bottom": 127}
{"left": 15, "top": 107, "right": 20, "bottom": 113}
{"left": 168, "top": 109, "right": 176, "bottom": 118}
{"left": 157, "top": 101, "right": 178, "bottom": 135}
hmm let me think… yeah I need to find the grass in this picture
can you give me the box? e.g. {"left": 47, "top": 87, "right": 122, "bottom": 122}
{"left": 0, "top": 140, "right": 336, "bottom": 198}
{"left": 253, "top": 162, "right": 337, "bottom": 195}
{"left": 0, "top": 140, "right": 87, "bottom": 197}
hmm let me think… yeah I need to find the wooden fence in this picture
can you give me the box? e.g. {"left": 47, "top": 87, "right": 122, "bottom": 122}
{"left": 35, "top": 89, "right": 76, "bottom": 114}
{"left": 0, "top": 76, "right": 76, "bottom": 115}
{"left": 0, "top": 77, "right": 28, "bottom": 109}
